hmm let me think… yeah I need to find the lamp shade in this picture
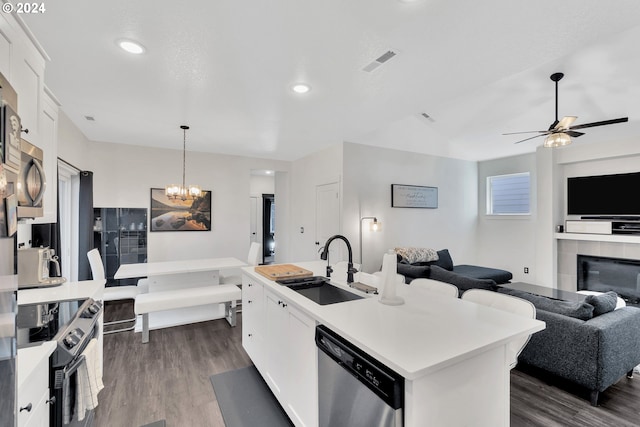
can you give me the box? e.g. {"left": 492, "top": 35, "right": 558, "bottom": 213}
{"left": 544, "top": 132, "right": 572, "bottom": 148}
{"left": 369, "top": 219, "right": 382, "bottom": 232}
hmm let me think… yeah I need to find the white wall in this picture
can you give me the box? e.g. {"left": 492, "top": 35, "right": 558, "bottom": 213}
{"left": 289, "top": 144, "right": 343, "bottom": 263}
{"left": 58, "top": 129, "right": 289, "bottom": 263}
{"left": 477, "top": 153, "right": 538, "bottom": 283}
{"left": 342, "top": 142, "right": 478, "bottom": 273}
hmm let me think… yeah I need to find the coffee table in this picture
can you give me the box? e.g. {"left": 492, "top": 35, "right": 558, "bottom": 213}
{"left": 499, "top": 282, "right": 586, "bottom": 303}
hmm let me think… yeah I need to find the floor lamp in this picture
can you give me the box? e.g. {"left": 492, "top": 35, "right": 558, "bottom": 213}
{"left": 359, "top": 216, "right": 382, "bottom": 267}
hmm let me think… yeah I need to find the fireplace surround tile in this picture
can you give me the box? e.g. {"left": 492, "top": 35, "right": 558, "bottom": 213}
{"left": 556, "top": 236, "right": 640, "bottom": 295}
{"left": 601, "top": 242, "right": 625, "bottom": 258}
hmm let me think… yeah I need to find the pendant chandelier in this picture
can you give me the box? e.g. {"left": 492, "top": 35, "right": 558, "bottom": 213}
{"left": 165, "top": 125, "right": 201, "bottom": 201}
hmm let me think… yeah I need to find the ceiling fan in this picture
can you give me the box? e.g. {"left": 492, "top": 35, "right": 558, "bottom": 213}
{"left": 503, "top": 72, "right": 628, "bottom": 147}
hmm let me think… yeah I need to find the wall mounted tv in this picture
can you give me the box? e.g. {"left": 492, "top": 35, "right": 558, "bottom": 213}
{"left": 567, "top": 171, "right": 640, "bottom": 216}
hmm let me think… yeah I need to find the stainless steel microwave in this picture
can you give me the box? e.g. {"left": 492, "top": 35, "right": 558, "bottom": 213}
{"left": 17, "top": 139, "right": 46, "bottom": 218}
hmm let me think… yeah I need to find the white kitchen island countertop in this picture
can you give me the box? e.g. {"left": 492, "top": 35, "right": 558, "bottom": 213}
{"left": 242, "top": 261, "right": 545, "bottom": 380}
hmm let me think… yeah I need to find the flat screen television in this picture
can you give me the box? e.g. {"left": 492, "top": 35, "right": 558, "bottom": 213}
{"left": 567, "top": 171, "right": 640, "bottom": 216}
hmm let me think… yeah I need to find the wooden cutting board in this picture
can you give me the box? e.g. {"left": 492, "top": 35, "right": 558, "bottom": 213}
{"left": 254, "top": 264, "right": 314, "bottom": 281}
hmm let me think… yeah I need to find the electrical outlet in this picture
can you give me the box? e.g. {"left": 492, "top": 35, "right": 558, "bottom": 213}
{"left": 524, "top": 267, "right": 529, "bottom": 274}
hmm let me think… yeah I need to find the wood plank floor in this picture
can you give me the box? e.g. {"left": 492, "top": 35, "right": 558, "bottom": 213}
{"left": 96, "top": 302, "right": 640, "bottom": 427}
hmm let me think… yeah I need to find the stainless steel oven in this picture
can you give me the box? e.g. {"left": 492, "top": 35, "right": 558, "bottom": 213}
{"left": 18, "top": 298, "right": 103, "bottom": 427}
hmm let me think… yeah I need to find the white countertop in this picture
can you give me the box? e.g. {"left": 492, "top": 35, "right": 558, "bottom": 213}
{"left": 243, "top": 261, "right": 545, "bottom": 380}
{"left": 114, "top": 257, "right": 247, "bottom": 279}
{"left": 18, "top": 279, "right": 104, "bottom": 305}
{"left": 17, "top": 341, "right": 57, "bottom": 390}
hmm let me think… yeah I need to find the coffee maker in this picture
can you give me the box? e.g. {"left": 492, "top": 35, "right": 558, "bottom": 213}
{"left": 17, "top": 247, "right": 66, "bottom": 289}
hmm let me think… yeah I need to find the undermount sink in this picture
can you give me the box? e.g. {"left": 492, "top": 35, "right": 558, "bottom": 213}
{"left": 276, "top": 276, "right": 363, "bottom": 305}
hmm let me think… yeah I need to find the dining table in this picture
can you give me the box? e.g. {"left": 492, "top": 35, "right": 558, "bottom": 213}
{"left": 114, "top": 257, "right": 247, "bottom": 332}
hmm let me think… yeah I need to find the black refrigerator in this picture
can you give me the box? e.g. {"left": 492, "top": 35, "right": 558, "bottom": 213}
{"left": 0, "top": 236, "right": 17, "bottom": 427}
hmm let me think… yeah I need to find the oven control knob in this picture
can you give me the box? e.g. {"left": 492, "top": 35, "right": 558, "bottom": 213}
{"left": 63, "top": 329, "right": 83, "bottom": 348}
{"left": 63, "top": 335, "right": 77, "bottom": 348}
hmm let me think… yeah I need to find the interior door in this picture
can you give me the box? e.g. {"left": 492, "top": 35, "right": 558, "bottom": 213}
{"left": 315, "top": 182, "right": 340, "bottom": 260}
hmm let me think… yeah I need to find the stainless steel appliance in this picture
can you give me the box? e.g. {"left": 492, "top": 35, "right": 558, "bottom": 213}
{"left": 17, "top": 247, "right": 65, "bottom": 289}
{"left": 18, "top": 298, "right": 103, "bottom": 427}
{"left": 17, "top": 139, "right": 46, "bottom": 219}
{"left": 316, "top": 325, "right": 404, "bottom": 427}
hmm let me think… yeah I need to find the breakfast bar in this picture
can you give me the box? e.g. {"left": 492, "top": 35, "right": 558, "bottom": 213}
{"left": 241, "top": 261, "right": 545, "bottom": 427}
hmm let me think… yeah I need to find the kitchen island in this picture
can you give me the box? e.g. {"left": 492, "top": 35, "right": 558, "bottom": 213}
{"left": 241, "top": 261, "right": 545, "bottom": 427}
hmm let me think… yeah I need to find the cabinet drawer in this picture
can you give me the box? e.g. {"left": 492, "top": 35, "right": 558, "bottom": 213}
{"left": 18, "top": 386, "right": 50, "bottom": 427}
{"left": 18, "top": 354, "right": 49, "bottom": 426}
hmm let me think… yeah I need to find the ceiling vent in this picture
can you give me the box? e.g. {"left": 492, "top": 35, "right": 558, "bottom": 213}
{"left": 362, "top": 50, "right": 398, "bottom": 73}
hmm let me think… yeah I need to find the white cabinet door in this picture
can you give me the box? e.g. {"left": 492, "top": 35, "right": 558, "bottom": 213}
{"left": 242, "top": 275, "right": 264, "bottom": 367}
{"left": 17, "top": 354, "right": 50, "bottom": 427}
{"left": 285, "top": 304, "right": 318, "bottom": 427}
{"left": 263, "top": 288, "right": 318, "bottom": 427}
{"left": 32, "top": 92, "right": 59, "bottom": 223}
{"left": 263, "top": 289, "right": 288, "bottom": 397}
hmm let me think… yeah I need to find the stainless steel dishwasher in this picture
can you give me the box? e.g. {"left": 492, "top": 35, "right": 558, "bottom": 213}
{"left": 316, "top": 325, "right": 404, "bottom": 427}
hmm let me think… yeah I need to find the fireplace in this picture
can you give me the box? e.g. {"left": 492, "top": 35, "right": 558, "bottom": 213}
{"left": 577, "top": 254, "right": 640, "bottom": 306}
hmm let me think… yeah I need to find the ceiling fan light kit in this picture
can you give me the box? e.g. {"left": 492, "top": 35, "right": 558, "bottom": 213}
{"left": 543, "top": 132, "right": 572, "bottom": 148}
{"left": 505, "top": 72, "right": 629, "bottom": 148}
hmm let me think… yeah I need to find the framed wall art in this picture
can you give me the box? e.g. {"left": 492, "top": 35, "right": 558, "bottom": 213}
{"left": 391, "top": 184, "right": 438, "bottom": 209}
{"left": 150, "top": 188, "right": 212, "bottom": 231}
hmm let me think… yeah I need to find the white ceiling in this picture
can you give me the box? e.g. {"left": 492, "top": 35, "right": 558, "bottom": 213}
{"left": 22, "top": 0, "right": 640, "bottom": 162}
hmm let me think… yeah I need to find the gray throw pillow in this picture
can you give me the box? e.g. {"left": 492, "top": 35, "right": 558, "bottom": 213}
{"left": 584, "top": 291, "right": 618, "bottom": 316}
{"left": 429, "top": 265, "right": 496, "bottom": 293}
{"left": 498, "top": 288, "right": 594, "bottom": 320}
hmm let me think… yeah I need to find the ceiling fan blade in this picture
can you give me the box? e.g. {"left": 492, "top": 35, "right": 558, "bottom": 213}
{"left": 502, "top": 130, "right": 548, "bottom": 135}
{"left": 556, "top": 116, "right": 577, "bottom": 130}
{"left": 569, "top": 117, "right": 629, "bottom": 130}
{"left": 565, "top": 131, "right": 585, "bottom": 138}
{"left": 513, "top": 134, "right": 547, "bottom": 144}
{"left": 548, "top": 120, "right": 559, "bottom": 131}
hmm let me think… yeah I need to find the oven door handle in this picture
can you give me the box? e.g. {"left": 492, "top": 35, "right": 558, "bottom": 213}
{"left": 63, "top": 354, "right": 86, "bottom": 379}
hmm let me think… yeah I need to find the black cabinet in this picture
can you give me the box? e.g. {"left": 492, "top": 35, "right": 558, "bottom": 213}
{"left": 93, "top": 208, "right": 147, "bottom": 286}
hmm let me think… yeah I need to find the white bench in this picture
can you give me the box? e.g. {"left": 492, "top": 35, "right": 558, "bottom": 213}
{"left": 134, "top": 284, "right": 242, "bottom": 343}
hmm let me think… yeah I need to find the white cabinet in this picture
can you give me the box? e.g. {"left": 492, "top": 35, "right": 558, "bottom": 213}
{"left": 32, "top": 91, "right": 59, "bottom": 223}
{"left": 282, "top": 302, "right": 318, "bottom": 427}
{"left": 263, "top": 288, "right": 318, "bottom": 427}
{"left": 18, "top": 343, "right": 54, "bottom": 427}
{"left": 241, "top": 273, "right": 318, "bottom": 427}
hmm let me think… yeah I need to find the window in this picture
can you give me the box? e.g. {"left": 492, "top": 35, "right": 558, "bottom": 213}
{"left": 487, "top": 172, "right": 530, "bottom": 215}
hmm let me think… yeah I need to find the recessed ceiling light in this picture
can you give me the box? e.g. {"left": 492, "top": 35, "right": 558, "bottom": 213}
{"left": 117, "top": 39, "right": 146, "bottom": 54}
{"left": 292, "top": 83, "right": 311, "bottom": 94}
{"left": 265, "top": 170, "right": 273, "bottom": 175}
